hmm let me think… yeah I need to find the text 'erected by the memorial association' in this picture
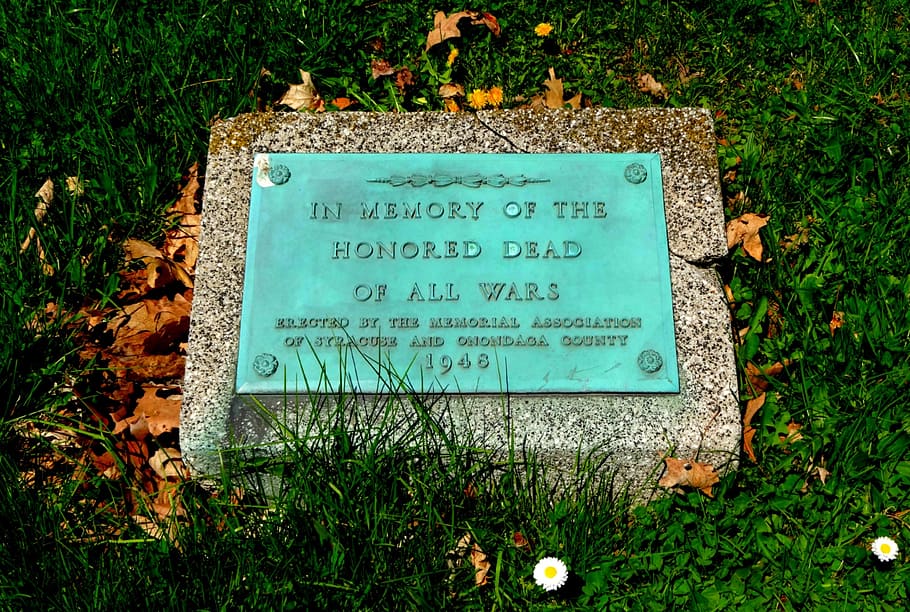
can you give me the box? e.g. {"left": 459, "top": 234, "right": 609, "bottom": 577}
{"left": 236, "top": 153, "right": 678, "bottom": 394}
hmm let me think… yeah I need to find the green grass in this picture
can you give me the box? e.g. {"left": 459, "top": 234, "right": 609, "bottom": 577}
{"left": 2, "top": 0, "right": 910, "bottom": 608}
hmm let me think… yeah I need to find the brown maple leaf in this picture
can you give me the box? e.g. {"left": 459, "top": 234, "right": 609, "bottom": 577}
{"left": 277, "top": 69, "right": 322, "bottom": 111}
{"left": 123, "top": 238, "right": 193, "bottom": 290}
{"left": 538, "top": 68, "right": 582, "bottom": 110}
{"left": 426, "top": 11, "right": 476, "bottom": 50}
{"left": 658, "top": 457, "right": 720, "bottom": 497}
{"left": 726, "top": 212, "right": 770, "bottom": 261}
{"left": 134, "top": 385, "right": 181, "bottom": 438}
{"left": 543, "top": 67, "right": 564, "bottom": 108}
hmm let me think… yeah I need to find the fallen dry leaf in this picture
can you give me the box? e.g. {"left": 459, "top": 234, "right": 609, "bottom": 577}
{"left": 745, "top": 361, "right": 788, "bottom": 394}
{"left": 277, "top": 69, "right": 322, "bottom": 111}
{"left": 123, "top": 238, "right": 162, "bottom": 262}
{"left": 781, "top": 421, "right": 803, "bottom": 444}
{"left": 438, "top": 83, "right": 465, "bottom": 98}
{"left": 166, "top": 163, "right": 200, "bottom": 216}
{"left": 463, "top": 481, "right": 477, "bottom": 499}
{"left": 742, "top": 392, "right": 766, "bottom": 462}
{"left": 638, "top": 73, "right": 668, "bottom": 99}
{"left": 123, "top": 238, "right": 193, "bottom": 290}
{"left": 149, "top": 447, "right": 187, "bottom": 480}
{"left": 537, "top": 68, "right": 583, "bottom": 110}
{"left": 329, "top": 97, "right": 354, "bottom": 110}
{"left": 512, "top": 531, "right": 532, "bottom": 552}
{"left": 426, "top": 11, "right": 475, "bottom": 49}
{"left": 20, "top": 179, "right": 56, "bottom": 276}
{"left": 447, "top": 532, "right": 491, "bottom": 587}
{"left": 479, "top": 12, "right": 501, "bottom": 36}
{"left": 163, "top": 165, "right": 202, "bottom": 273}
{"left": 658, "top": 457, "right": 720, "bottom": 497}
{"left": 425, "top": 10, "right": 499, "bottom": 50}
{"left": 66, "top": 176, "right": 85, "bottom": 196}
{"left": 105, "top": 293, "right": 191, "bottom": 362}
{"left": 34, "top": 179, "right": 53, "bottom": 222}
{"left": 678, "top": 64, "right": 704, "bottom": 86}
{"left": 134, "top": 385, "right": 181, "bottom": 438}
{"left": 801, "top": 456, "right": 830, "bottom": 492}
{"left": 394, "top": 67, "right": 416, "bottom": 93}
{"left": 829, "top": 311, "right": 844, "bottom": 334}
{"left": 543, "top": 67, "right": 565, "bottom": 109}
{"left": 370, "top": 59, "right": 395, "bottom": 79}
{"left": 726, "top": 212, "right": 770, "bottom": 261}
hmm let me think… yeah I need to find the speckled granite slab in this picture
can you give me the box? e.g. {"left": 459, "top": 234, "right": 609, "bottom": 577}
{"left": 182, "top": 109, "right": 740, "bottom": 494}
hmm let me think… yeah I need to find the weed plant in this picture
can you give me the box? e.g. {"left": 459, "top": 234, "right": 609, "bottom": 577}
{"left": 2, "top": 0, "right": 910, "bottom": 608}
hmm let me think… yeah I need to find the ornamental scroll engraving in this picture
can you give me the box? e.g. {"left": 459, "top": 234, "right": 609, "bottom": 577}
{"left": 367, "top": 174, "right": 549, "bottom": 188}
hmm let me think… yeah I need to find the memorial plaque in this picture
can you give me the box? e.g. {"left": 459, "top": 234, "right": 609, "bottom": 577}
{"left": 235, "top": 152, "right": 678, "bottom": 394}
{"left": 183, "top": 110, "right": 741, "bottom": 490}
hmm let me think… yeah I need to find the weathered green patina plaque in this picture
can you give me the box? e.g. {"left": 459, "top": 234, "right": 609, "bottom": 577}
{"left": 236, "top": 153, "right": 678, "bottom": 394}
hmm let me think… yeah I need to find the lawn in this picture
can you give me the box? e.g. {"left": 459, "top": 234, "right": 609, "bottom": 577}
{"left": 2, "top": 0, "right": 909, "bottom": 609}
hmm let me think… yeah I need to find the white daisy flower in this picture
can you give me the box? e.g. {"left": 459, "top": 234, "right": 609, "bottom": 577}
{"left": 871, "top": 536, "right": 899, "bottom": 562}
{"left": 533, "top": 557, "right": 568, "bottom": 591}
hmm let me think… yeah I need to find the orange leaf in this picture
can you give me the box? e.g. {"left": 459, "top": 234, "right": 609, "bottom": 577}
{"left": 329, "top": 97, "right": 354, "bottom": 110}
{"left": 742, "top": 392, "right": 766, "bottom": 462}
{"left": 658, "top": 457, "right": 720, "bottom": 497}
{"left": 829, "top": 311, "right": 844, "bottom": 334}
{"left": 479, "top": 12, "right": 501, "bottom": 36}
{"left": 745, "top": 361, "right": 788, "bottom": 393}
{"left": 726, "top": 212, "right": 769, "bottom": 261}
{"left": 780, "top": 421, "right": 803, "bottom": 444}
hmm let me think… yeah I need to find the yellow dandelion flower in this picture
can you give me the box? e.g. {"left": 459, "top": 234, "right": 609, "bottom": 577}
{"left": 535, "top": 23, "right": 553, "bottom": 37}
{"left": 467, "top": 88, "right": 487, "bottom": 110}
{"left": 446, "top": 48, "right": 459, "bottom": 66}
{"left": 486, "top": 86, "right": 504, "bottom": 108}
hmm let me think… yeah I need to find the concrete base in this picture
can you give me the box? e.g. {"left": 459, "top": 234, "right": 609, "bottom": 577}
{"left": 182, "top": 109, "right": 740, "bottom": 494}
